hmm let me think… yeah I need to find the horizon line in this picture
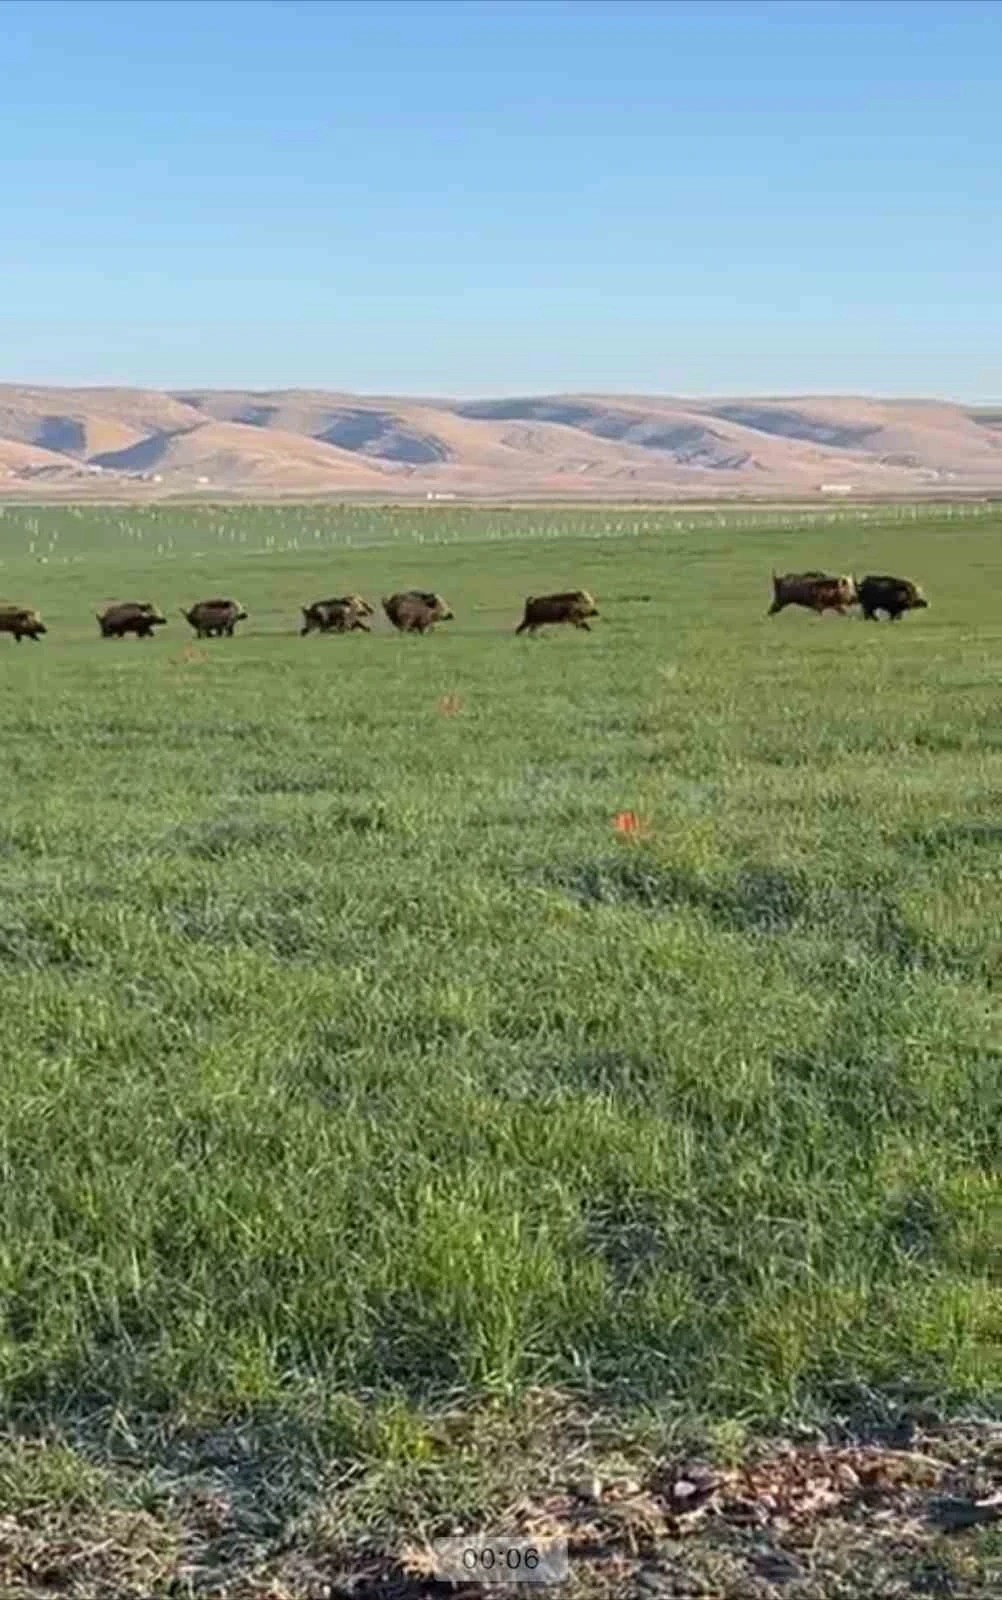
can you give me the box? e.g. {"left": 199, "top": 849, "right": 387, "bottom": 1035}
{"left": 0, "top": 380, "right": 998, "bottom": 407}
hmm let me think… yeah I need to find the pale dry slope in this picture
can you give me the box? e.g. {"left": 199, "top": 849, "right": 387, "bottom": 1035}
{"left": 82, "top": 419, "right": 397, "bottom": 491}
{"left": 691, "top": 396, "right": 1002, "bottom": 478}
{"left": 0, "top": 384, "right": 999, "bottom": 497}
{"left": 171, "top": 389, "right": 1001, "bottom": 493}
{"left": 0, "top": 437, "right": 79, "bottom": 477}
{"left": 0, "top": 388, "right": 202, "bottom": 463}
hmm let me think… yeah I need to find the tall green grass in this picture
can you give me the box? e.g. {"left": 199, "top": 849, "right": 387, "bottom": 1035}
{"left": 1, "top": 504, "right": 1000, "bottom": 1441}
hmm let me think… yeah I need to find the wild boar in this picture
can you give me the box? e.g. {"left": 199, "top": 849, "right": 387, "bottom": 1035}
{"left": 515, "top": 589, "right": 599, "bottom": 635}
{"left": 381, "top": 591, "right": 454, "bottom": 634}
{"left": 768, "top": 572, "right": 857, "bottom": 617}
{"left": 856, "top": 574, "right": 928, "bottom": 621}
{"left": 181, "top": 598, "right": 248, "bottom": 638}
{"left": 97, "top": 602, "right": 167, "bottom": 639}
{"left": 300, "top": 594, "right": 374, "bottom": 635}
{"left": 0, "top": 605, "right": 46, "bottom": 643}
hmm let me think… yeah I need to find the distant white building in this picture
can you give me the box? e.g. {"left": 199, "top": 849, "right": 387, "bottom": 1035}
{"left": 819, "top": 483, "right": 854, "bottom": 496}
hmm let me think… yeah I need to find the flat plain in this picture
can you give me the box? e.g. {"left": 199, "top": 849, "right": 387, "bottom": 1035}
{"left": 1, "top": 501, "right": 1000, "bottom": 1597}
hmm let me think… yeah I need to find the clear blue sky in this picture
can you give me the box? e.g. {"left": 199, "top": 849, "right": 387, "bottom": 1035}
{"left": 0, "top": 0, "right": 999, "bottom": 398}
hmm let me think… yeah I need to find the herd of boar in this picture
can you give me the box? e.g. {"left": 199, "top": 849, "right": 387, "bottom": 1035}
{"left": 0, "top": 571, "right": 927, "bottom": 646}
{"left": 0, "top": 588, "right": 601, "bottom": 642}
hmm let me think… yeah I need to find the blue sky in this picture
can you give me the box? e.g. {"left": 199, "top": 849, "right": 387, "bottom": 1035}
{"left": 0, "top": 0, "right": 999, "bottom": 397}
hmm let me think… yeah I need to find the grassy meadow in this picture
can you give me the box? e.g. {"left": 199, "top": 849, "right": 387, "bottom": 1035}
{"left": 1, "top": 501, "right": 1001, "bottom": 1591}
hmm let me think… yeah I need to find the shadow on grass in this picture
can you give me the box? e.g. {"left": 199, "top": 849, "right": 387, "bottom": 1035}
{"left": 162, "top": 802, "right": 392, "bottom": 859}
{"left": 900, "top": 820, "right": 1002, "bottom": 858}
{"left": 0, "top": 912, "right": 97, "bottom": 974}
{"left": 241, "top": 770, "right": 340, "bottom": 796}
{"left": 547, "top": 857, "right": 928, "bottom": 969}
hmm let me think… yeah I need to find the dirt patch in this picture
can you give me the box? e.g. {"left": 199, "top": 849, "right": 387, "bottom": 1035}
{"left": 3, "top": 1401, "right": 1000, "bottom": 1597}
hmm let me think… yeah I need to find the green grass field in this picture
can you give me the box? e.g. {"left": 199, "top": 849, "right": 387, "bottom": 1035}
{"left": 1, "top": 502, "right": 1000, "bottom": 1595}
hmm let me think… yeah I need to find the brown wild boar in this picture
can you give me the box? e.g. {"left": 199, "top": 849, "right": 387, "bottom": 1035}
{"left": 516, "top": 589, "right": 600, "bottom": 635}
{"left": 97, "top": 602, "right": 167, "bottom": 639}
{"left": 856, "top": 574, "right": 928, "bottom": 621}
{"left": 768, "top": 572, "right": 857, "bottom": 617}
{"left": 381, "top": 591, "right": 454, "bottom": 634}
{"left": 0, "top": 605, "right": 46, "bottom": 643}
{"left": 300, "top": 595, "right": 374, "bottom": 635}
{"left": 181, "top": 598, "right": 248, "bottom": 638}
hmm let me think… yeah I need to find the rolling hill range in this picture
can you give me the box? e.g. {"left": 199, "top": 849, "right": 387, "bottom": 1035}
{"left": 0, "top": 384, "right": 1000, "bottom": 499}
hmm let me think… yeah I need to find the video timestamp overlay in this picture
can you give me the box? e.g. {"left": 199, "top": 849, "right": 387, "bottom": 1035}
{"left": 431, "top": 1535, "right": 569, "bottom": 1585}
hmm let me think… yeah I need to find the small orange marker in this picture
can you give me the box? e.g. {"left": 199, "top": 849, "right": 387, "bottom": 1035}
{"left": 612, "top": 810, "right": 647, "bottom": 837}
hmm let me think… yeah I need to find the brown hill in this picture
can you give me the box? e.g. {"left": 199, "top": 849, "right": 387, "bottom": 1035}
{"left": 0, "top": 385, "right": 998, "bottom": 499}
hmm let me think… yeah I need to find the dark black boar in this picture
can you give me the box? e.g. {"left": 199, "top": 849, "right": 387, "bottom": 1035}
{"left": 856, "top": 574, "right": 928, "bottom": 621}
